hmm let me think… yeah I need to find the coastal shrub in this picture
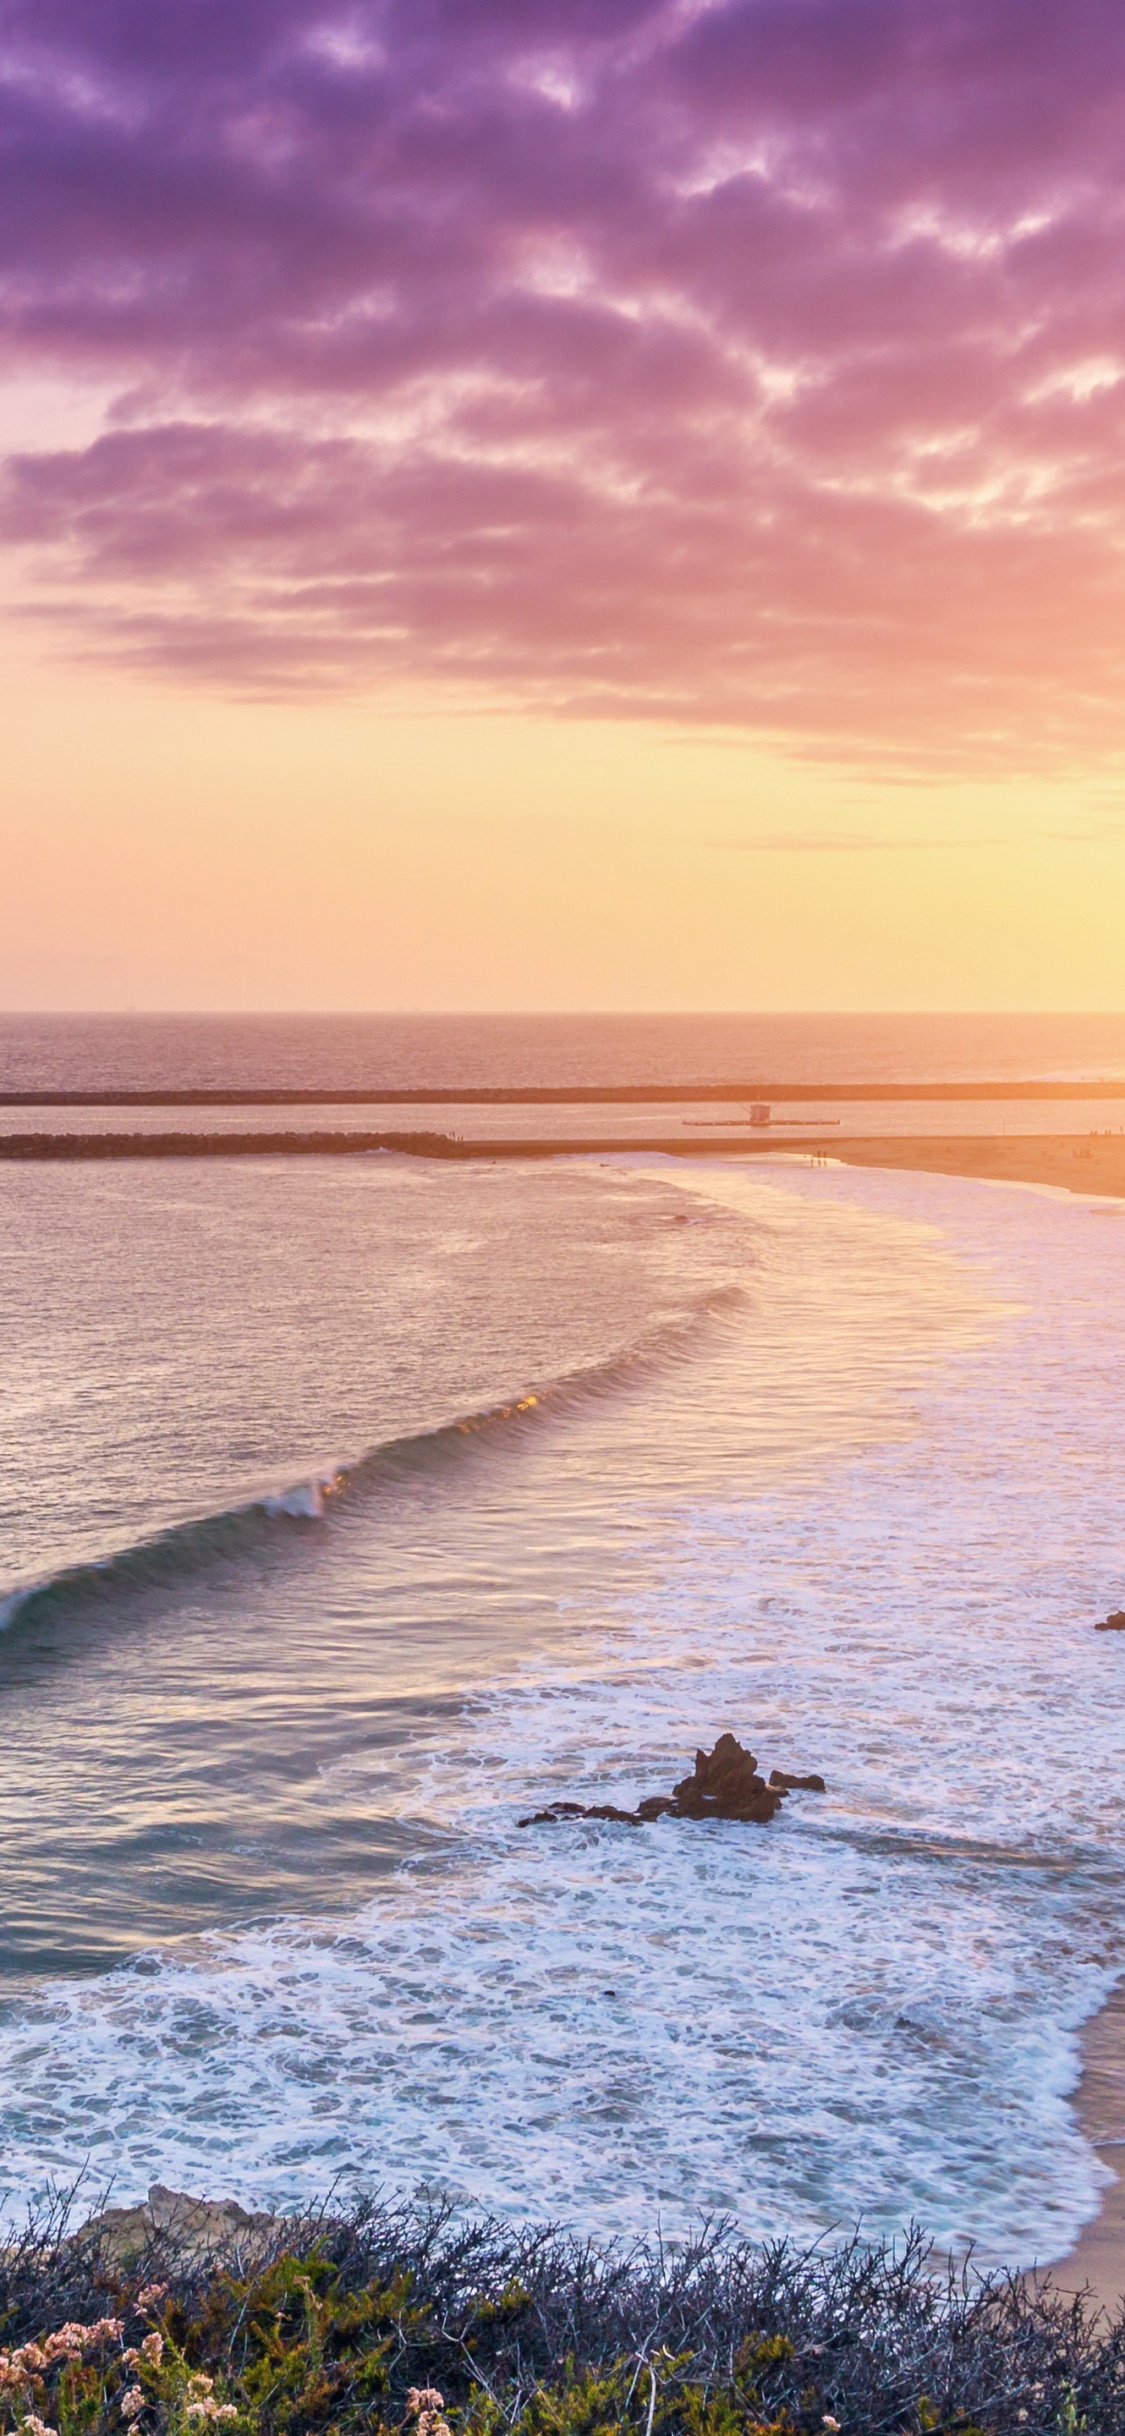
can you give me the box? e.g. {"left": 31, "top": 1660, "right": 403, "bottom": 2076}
{"left": 0, "top": 2196, "right": 1120, "bottom": 2436}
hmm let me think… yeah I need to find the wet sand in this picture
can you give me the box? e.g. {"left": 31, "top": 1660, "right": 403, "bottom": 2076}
{"left": 1041, "top": 1984, "right": 1125, "bottom": 2313}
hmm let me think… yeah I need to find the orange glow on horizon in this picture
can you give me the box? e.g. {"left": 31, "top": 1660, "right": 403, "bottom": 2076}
{"left": 3, "top": 626, "right": 1124, "bottom": 1013}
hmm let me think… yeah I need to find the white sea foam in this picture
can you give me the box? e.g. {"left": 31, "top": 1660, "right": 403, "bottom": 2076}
{"left": 1, "top": 1162, "right": 1124, "bottom": 2270}
{"left": 262, "top": 1475, "right": 338, "bottom": 1519}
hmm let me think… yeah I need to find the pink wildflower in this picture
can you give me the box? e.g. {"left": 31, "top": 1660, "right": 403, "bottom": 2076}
{"left": 121, "top": 2390, "right": 145, "bottom": 2422}
{"left": 405, "top": 2389, "right": 450, "bottom": 2436}
{"left": 19, "top": 2416, "right": 57, "bottom": 2436}
{"left": 40, "top": 2320, "right": 120, "bottom": 2364}
{"left": 30, "top": 2320, "right": 123, "bottom": 2367}
{"left": 135, "top": 2287, "right": 167, "bottom": 2315}
{"left": 41, "top": 2332, "right": 78, "bottom": 2364}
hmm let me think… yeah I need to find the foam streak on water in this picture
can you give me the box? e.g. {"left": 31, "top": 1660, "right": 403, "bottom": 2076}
{"left": 0, "top": 1159, "right": 1124, "bottom": 2269}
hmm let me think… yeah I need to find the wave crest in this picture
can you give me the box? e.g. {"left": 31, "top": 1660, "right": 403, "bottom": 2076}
{"left": 0, "top": 1285, "right": 741, "bottom": 1638}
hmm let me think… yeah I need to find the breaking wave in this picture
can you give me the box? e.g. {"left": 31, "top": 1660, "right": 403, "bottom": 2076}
{"left": 0, "top": 1283, "right": 742, "bottom": 1639}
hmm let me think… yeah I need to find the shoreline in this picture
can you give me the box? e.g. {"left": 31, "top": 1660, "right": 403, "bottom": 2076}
{"left": 833, "top": 1131, "right": 1125, "bottom": 2313}
{"left": 838, "top": 1132, "right": 1125, "bottom": 2312}
{"left": 4, "top": 1126, "right": 1125, "bottom": 1186}
{"left": 1044, "top": 1983, "right": 1125, "bottom": 2311}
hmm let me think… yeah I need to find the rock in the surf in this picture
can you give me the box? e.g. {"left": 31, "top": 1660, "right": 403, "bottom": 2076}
{"left": 519, "top": 1798, "right": 648, "bottom": 1827}
{"left": 672, "top": 1732, "right": 786, "bottom": 1822}
{"left": 517, "top": 1800, "right": 590, "bottom": 1825}
{"left": 1096, "top": 1611, "right": 1125, "bottom": 1630}
{"left": 518, "top": 1729, "right": 816, "bottom": 1828}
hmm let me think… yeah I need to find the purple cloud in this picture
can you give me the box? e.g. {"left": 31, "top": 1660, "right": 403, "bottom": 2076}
{"left": 4, "top": 0, "right": 1125, "bottom": 766}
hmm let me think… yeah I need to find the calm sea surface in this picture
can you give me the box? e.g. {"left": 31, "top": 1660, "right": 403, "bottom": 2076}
{"left": 1, "top": 1016, "right": 1124, "bottom": 2263}
{"left": 6, "top": 1009, "right": 1125, "bottom": 1090}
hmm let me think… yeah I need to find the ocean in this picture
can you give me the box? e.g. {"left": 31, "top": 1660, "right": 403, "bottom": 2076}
{"left": 1, "top": 1015, "right": 1124, "bottom": 2266}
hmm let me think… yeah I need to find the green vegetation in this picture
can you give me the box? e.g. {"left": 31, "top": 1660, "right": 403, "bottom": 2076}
{"left": 0, "top": 2199, "right": 1121, "bottom": 2436}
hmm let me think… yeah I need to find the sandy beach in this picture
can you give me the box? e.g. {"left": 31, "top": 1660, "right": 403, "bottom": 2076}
{"left": 830, "top": 1132, "right": 1125, "bottom": 1199}
{"left": 1044, "top": 1984, "right": 1125, "bottom": 2312}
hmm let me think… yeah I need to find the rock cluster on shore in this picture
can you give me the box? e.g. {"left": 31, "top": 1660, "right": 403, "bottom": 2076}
{"left": 519, "top": 1731, "right": 825, "bottom": 1829}
{"left": 78, "top": 2184, "right": 276, "bottom": 2266}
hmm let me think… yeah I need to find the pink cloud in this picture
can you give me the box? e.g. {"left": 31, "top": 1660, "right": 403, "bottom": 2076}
{"left": 3, "top": 0, "right": 1125, "bottom": 767}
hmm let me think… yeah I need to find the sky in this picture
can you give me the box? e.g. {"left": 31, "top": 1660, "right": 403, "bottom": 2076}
{"left": 3, "top": 0, "right": 1125, "bottom": 1009}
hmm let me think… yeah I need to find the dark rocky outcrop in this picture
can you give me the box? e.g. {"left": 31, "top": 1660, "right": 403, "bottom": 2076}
{"left": 519, "top": 1800, "right": 643, "bottom": 1828}
{"left": 671, "top": 1733, "right": 784, "bottom": 1822}
{"left": 1096, "top": 1610, "right": 1125, "bottom": 1630}
{"left": 519, "top": 1732, "right": 825, "bottom": 1829}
